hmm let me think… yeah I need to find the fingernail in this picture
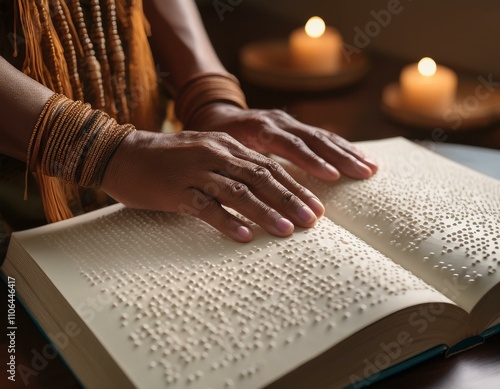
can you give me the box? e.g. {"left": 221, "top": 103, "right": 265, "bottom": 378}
{"left": 355, "top": 161, "right": 373, "bottom": 177}
{"left": 364, "top": 158, "right": 378, "bottom": 173}
{"left": 276, "top": 217, "right": 294, "bottom": 234}
{"left": 237, "top": 225, "right": 252, "bottom": 241}
{"left": 324, "top": 163, "right": 340, "bottom": 180}
{"left": 297, "top": 205, "right": 317, "bottom": 224}
{"left": 307, "top": 197, "right": 325, "bottom": 217}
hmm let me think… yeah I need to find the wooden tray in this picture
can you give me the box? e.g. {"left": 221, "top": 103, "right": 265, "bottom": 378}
{"left": 382, "top": 82, "right": 500, "bottom": 131}
{"left": 239, "top": 40, "right": 369, "bottom": 92}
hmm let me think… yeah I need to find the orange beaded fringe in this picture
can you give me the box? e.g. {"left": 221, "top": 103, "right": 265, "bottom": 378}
{"left": 12, "top": 0, "right": 160, "bottom": 223}
{"left": 14, "top": 0, "right": 159, "bottom": 131}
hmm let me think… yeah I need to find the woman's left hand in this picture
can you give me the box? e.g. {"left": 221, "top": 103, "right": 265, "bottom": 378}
{"left": 188, "top": 103, "right": 378, "bottom": 181}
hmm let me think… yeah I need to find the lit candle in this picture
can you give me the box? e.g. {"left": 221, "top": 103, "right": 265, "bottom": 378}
{"left": 400, "top": 57, "right": 457, "bottom": 115}
{"left": 289, "top": 17, "right": 343, "bottom": 74}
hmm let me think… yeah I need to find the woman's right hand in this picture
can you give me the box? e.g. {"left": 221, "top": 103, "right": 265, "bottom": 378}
{"left": 101, "top": 131, "right": 325, "bottom": 242}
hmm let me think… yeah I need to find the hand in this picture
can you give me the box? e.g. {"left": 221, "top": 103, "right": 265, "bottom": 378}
{"left": 101, "top": 131, "right": 325, "bottom": 242}
{"left": 189, "top": 104, "right": 378, "bottom": 181}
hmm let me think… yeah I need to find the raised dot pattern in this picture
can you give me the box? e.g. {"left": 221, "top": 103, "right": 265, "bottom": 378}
{"left": 298, "top": 139, "right": 500, "bottom": 299}
{"left": 41, "top": 206, "right": 435, "bottom": 388}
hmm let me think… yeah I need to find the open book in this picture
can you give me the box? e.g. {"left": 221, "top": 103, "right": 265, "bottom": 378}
{"left": 2, "top": 138, "right": 499, "bottom": 388}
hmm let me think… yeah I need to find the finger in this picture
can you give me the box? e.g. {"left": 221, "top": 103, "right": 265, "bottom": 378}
{"left": 248, "top": 126, "right": 342, "bottom": 181}
{"left": 277, "top": 113, "right": 378, "bottom": 175}
{"left": 177, "top": 188, "right": 254, "bottom": 242}
{"left": 207, "top": 167, "right": 318, "bottom": 229}
{"left": 300, "top": 131, "right": 375, "bottom": 179}
{"left": 224, "top": 149, "right": 325, "bottom": 218}
{"left": 183, "top": 185, "right": 296, "bottom": 239}
{"left": 325, "top": 132, "right": 378, "bottom": 174}
{"left": 277, "top": 124, "right": 375, "bottom": 179}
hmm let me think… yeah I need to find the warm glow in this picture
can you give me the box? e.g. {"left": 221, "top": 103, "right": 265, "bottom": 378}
{"left": 418, "top": 57, "right": 437, "bottom": 77}
{"left": 305, "top": 17, "right": 326, "bottom": 38}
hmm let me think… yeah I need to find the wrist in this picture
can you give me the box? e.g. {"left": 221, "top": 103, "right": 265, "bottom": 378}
{"left": 101, "top": 130, "right": 140, "bottom": 193}
{"left": 186, "top": 102, "right": 242, "bottom": 130}
{"left": 174, "top": 72, "right": 247, "bottom": 128}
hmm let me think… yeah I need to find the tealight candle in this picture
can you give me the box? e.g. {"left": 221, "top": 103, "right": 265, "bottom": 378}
{"left": 400, "top": 57, "right": 457, "bottom": 115}
{"left": 289, "top": 17, "right": 343, "bottom": 74}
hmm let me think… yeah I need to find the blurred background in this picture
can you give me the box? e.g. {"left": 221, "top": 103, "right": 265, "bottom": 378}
{"left": 194, "top": 0, "right": 500, "bottom": 149}
{"left": 196, "top": 0, "right": 500, "bottom": 77}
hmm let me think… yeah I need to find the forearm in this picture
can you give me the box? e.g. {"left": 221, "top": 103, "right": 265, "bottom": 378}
{"left": 0, "top": 56, "right": 53, "bottom": 161}
{"left": 143, "top": 0, "right": 227, "bottom": 92}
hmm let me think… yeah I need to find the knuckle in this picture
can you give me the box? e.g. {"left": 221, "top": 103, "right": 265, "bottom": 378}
{"left": 289, "top": 135, "right": 306, "bottom": 149}
{"left": 289, "top": 133, "right": 300, "bottom": 144}
{"left": 269, "top": 108, "right": 284, "bottom": 118}
{"left": 226, "top": 181, "right": 250, "bottom": 203}
{"left": 269, "top": 109, "right": 292, "bottom": 125}
{"left": 205, "top": 131, "right": 232, "bottom": 147}
{"left": 249, "top": 165, "right": 273, "bottom": 187}
{"left": 251, "top": 114, "right": 276, "bottom": 130}
{"left": 195, "top": 131, "right": 215, "bottom": 143}
{"left": 312, "top": 129, "right": 328, "bottom": 143}
{"left": 262, "top": 159, "right": 282, "bottom": 175}
{"left": 296, "top": 185, "right": 309, "bottom": 198}
{"left": 225, "top": 160, "right": 243, "bottom": 176}
{"left": 217, "top": 132, "right": 233, "bottom": 142}
{"left": 280, "top": 190, "right": 295, "bottom": 207}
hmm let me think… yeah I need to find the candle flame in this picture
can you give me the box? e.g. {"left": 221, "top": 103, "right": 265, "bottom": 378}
{"left": 418, "top": 57, "right": 437, "bottom": 77}
{"left": 305, "top": 17, "right": 326, "bottom": 38}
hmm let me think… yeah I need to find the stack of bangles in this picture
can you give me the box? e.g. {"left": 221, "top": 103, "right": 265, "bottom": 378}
{"left": 174, "top": 72, "right": 248, "bottom": 127}
{"left": 26, "top": 93, "right": 135, "bottom": 188}
{"left": 27, "top": 72, "right": 247, "bottom": 187}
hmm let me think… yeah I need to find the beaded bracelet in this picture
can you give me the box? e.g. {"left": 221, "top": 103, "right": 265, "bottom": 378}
{"left": 174, "top": 72, "right": 248, "bottom": 127}
{"left": 26, "top": 93, "right": 135, "bottom": 189}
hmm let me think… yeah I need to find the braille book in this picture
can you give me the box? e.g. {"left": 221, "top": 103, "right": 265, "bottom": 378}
{"left": 2, "top": 138, "right": 500, "bottom": 388}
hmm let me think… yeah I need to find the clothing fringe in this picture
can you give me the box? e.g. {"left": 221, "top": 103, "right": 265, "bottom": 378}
{"left": 12, "top": 0, "right": 160, "bottom": 223}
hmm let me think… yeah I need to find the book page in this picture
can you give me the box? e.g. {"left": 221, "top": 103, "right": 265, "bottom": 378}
{"left": 10, "top": 204, "right": 452, "bottom": 389}
{"left": 295, "top": 138, "right": 500, "bottom": 317}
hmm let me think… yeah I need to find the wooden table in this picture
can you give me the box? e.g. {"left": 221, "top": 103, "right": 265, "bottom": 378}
{"left": 1, "top": 3, "right": 500, "bottom": 389}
